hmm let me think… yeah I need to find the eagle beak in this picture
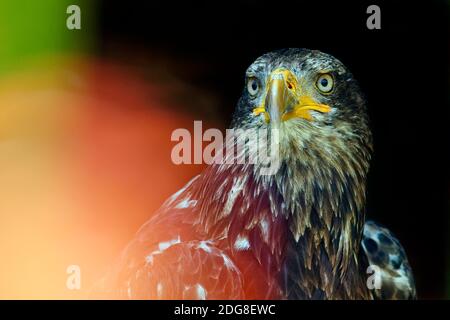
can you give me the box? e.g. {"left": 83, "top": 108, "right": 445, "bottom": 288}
{"left": 253, "top": 69, "right": 331, "bottom": 123}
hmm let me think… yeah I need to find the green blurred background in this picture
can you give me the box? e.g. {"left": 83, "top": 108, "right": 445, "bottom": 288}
{"left": 0, "top": 0, "right": 95, "bottom": 76}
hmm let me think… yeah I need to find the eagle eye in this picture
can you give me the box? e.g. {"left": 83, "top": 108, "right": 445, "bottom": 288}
{"left": 247, "top": 77, "right": 260, "bottom": 97}
{"left": 316, "top": 73, "right": 334, "bottom": 94}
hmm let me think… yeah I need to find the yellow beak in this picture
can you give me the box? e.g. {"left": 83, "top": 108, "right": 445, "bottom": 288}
{"left": 253, "top": 69, "right": 331, "bottom": 123}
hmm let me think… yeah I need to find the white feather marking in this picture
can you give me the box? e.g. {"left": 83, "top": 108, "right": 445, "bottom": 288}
{"left": 145, "top": 235, "right": 181, "bottom": 265}
{"left": 198, "top": 241, "right": 212, "bottom": 253}
{"left": 223, "top": 177, "right": 246, "bottom": 216}
{"left": 158, "top": 235, "right": 181, "bottom": 251}
{"left": 175, "top": 198, "right": 197, "bottom": 209}
{"left": 259, "top": 218, "right": 270, "bottom": 242}
{"left": 234, "top": 234, "right": 250, "bottom": 251}
{"left": 221, "top": 253, "right": 235, "bottom": 269}
{"left": 145, "top": 250, "right": 162, "bottom": 265}
{"left": 195, "top": 284, "right": 207, "bottom": 300}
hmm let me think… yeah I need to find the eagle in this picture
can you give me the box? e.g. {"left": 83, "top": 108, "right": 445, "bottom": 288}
{"left": 95, "top": 48, "right": 416, "bottom": 300}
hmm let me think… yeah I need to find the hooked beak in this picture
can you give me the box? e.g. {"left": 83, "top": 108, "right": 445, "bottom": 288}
{"left": 253, "top": 69, "right": 331, "bottom": 124}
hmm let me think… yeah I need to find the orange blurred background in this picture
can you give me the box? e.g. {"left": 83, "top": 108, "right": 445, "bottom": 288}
{"left": 0, "top": 55, "right": 221, "bottom": 298}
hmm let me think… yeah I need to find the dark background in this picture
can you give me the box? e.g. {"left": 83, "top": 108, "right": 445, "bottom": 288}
{"left": 96, "top": 0, "right": 449, "bottom": 298}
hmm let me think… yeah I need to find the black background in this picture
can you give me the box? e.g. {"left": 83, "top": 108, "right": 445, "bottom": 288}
{"left": 2, "top": 300, "right": 449, "bottom": 319}
{"left": 96, "top": 0, "right": 449, "bottom": 298}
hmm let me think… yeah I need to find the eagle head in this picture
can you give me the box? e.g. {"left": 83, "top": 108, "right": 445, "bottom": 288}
{"left": 232, "top": 48, "right": 372, "bottom": 163}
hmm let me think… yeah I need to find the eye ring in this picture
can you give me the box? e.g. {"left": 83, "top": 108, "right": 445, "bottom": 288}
{"left": 247, "top": 77, "right": 260, "bottom": 97}
{"left": 316, "top": 73, "right": 334, "bottom": 94}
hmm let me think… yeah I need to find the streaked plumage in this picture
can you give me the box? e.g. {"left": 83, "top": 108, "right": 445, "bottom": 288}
{"left": 94, "top": 48, "right": 415, "bottom": 300}
{"left": 362, "top": 221, "right": 416, "bottom": 299}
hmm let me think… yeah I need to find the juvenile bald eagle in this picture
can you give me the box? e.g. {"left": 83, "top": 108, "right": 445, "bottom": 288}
{"left": 96, "top": 49, "right": 415, "bottom": 300}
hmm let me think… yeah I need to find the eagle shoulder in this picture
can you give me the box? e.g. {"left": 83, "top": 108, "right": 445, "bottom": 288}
{"left": 361, "top": 220, "right": 416, "bottom": 299}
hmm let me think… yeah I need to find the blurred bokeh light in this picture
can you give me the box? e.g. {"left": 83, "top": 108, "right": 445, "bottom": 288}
{"left": 0, "top": 1, "right": 219, "bottom": 299}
